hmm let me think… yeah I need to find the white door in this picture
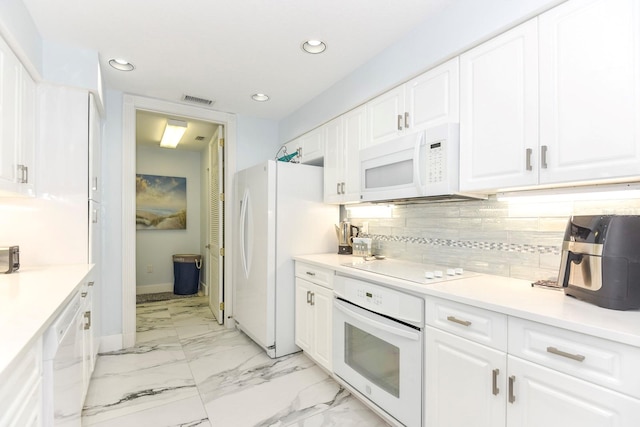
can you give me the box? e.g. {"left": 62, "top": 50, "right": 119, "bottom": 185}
{"left": 311, "top": 284, "right": 333, "bottom": 370}
{"left": 425, "top": 326, "right": 507, "bottom": 427}
{"left": 0, "top": 36, "right": 21, "bottom": 192}
{"left": 507, "top": 356, "right": 640, "bottom": 427}
{"left": 342, "top": 105, "right": 365, "bottom": 203}
{"left": 459, "top": 19, "right": 539, "bottom": 192}
{"left": 294, "top": 278, "right": 313, "bottom": 353}
{"left": 209, "top": 127, "right": 224, "bottom": 324}
{"left": 538, "top": 0, "right": 640, "bottom": 185}
{"left": 323, "top": 117, "right": 343, "bottom": 204}
{"left": 407, "top": 57, "right": 460, "bottom": 132}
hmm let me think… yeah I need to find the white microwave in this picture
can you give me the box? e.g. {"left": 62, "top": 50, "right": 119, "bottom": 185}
{"left": 360, "top": 124, "right": 464, "bottom": 202}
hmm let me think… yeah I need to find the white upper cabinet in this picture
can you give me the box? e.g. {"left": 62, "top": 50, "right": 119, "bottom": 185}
{"left": 459, "top": 19, "right": 539, "bottom": 192}
{"left": 366, "top": 57, "right": 459, "bottom": 148}
{"left": 461, "top": 0, "right": 640, "bottom": 192}
{"left": 538, "top": 0, "right": 640, "bottom": 185}
{"left": 283, "top": 127, "right": 324, "bottom": 165}
{"left": 0, "top": 35, "right": 36, "bottom": 196}
{"left": 324, "top": 106, "right": 365, "bottom": 204}
{"left": 88, "top": 93, "right": 101, "bottom": 202}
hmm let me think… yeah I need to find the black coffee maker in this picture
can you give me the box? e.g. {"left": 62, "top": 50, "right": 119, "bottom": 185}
{"left": 558, "top": 215, "right": 640, "bottom": 310}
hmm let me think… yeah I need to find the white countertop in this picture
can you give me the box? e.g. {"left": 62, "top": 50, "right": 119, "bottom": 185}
{"left": 294, "top": 254, "right": 640, "bottom": 348}
{"left": 0, "top": 264, "right": 94, "bottom": 375}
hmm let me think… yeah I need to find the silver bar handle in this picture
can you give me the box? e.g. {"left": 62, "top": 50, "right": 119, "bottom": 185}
{"left": 508, "top": 375, "right": 516, "bottom": 403}
{"left": 305, "top": 271, "right": 316, "bottom": 277}
{"left": 88, "top": 281, "right": 95, "bottom": 287}
{"left": 310, "top": 292, "right": 315, "bottom": 306}
{"left": 404, "top": 112, "right": 410, "bottom": 129}
{"left": 540, "top": 145, "right": 548, "bottom": 169}
{"left": 525, "top": 148, "right": 533, "bottom": 171}
{"left": 547, "top": 346, "right": 585, "bottom": 362}
{"left": 81, "top": 291, "right": 88, "bottom": 298}
{"left": 92, "top": 176, "right": 98, "bottom": 191}
{"left": 341, "top": 182, "right": 345, "bottom": 194}
{"left": 306, "top": 290, "right": 311, "bottom": 304}
{"left": 397, "top": 114, "right": 403, "bottom": 131}
{"left": 492, "top": 369, "right": 500, "bottom": 395}
{"left": 23, "top": 165, "right": 29, "bottom": 183}
{"left": 336, "top": 182, "right": 341, "bottom": 195}
{"left": 447, "top": 315, "right": 472, "bottom": 327}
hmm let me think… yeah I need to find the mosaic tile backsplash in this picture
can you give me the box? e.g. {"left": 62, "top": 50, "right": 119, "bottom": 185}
{"left": 347, "top": 195, "right": 640, "bottom": 281}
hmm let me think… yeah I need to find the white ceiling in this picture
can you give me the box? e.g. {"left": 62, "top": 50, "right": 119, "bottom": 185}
{"left": 136, "top": 110, "right": 218, "bottom": 151}
{"left": 22, "top": 0, "right": 453, "bottom": 121}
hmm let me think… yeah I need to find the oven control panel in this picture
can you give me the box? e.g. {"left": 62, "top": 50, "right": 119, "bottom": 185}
{"left": 335, "top": 275, "right": 424, "bottom": 326}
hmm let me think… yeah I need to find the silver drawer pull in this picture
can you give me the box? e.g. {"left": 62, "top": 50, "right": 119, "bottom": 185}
{"left": 306, "top": 271, "right": 316, "bottom": 276}
{"left": 508, "top": 375, "right": 516, "bottom": 403}
{"left": 546, "top": 346, "right": 586, "bottom": 362}
{"left": 492, "top": 368, "right": 500, "bottom": 396}
{"left": 447, "top": 315, "right": 472, "bottom": 327}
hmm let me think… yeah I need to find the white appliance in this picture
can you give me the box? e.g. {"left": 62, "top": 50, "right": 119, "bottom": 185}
{"left": 333, "top": 274, "right": 424, "bottom": 427}
{"left": 360, "top": 124, "right": 481, "bottom": 202}
{"left": 43, "top": 292, "right": 84, "bottom": 427}
{"left": 233, "top": 160, "right": 338, "bottom": 358}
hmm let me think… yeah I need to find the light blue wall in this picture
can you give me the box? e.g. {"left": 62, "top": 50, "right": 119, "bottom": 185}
{"left": 0, "top": 0, "right": 42, "bottom": 76}
{"left": 278, "top": 0, "right": 566, "bottom": 142}
{"left": 236, "top": 114, "right": 281, "bottom": 171}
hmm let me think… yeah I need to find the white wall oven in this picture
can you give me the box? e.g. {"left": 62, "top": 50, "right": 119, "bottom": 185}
{"left": 333, "top": 274, "right": 423, "bottom": 427}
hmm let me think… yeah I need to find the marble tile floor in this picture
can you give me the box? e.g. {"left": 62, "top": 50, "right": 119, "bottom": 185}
{"left": 81, "top": 296, "right": 390, "bottom": 427}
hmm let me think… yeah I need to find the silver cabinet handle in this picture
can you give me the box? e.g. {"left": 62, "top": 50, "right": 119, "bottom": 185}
{"left": 88, "top": 281, "right": 95, "bottom": 287}
{"left": 547, "top": 346, "right": 585, "bottom": 362}
{"left": 446, "top": 315, "right": 472, "bottom": 327}
{"left": 84, "top": 311, "right": 92, "bottom": 330}
{"left": 336, "top": 182, "right": 340, "bottom": 195}
{"left": 341, "top": 182, "right": 345, "bottom": 194}
{"left": 525, "top": 148, "right": 533, "bottom": 171}
{"left": 81, "top": 291, "right": 88, "bottom": 298}
{"left": 310, "top": 292, "right": 315, "bottom": 306}
{"left": 397, "top": 114, "right": 403, "bottom": 131}
{"left": 540, "top": 145, "right": 548, "bottom": 169}
{"left": 23, "top": 166, "right": 29, "bottom": 183}
{"left": 508, "top": 375, "right": 516, "bottom": 403}
{"left": 404, "top": 112, "right": 410, "bottom": 129}
{"left": 92, "top": 176, "right": 98, "bottom": 191}
{"left": 92, "top": 209, "right": 98, "bottom": 224}
{"left": 305, "top": 271, "right": 316, "bottom": 276}
{"left": 492, "top": 369, "right": 500, "bottom": 395}
{"left": 306, "top": 290, "right": 311, "bottom": 304}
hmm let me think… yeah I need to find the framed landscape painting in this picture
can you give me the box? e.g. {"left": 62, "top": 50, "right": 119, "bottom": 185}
{"left": 136, "top": 174, "right": 187, "bottom": 230}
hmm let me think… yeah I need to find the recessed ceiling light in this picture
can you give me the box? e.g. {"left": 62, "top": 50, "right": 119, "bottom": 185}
{"left": 108, "top": 58, "right": 135, "bottom": 71}
{"left": 302, "top": 40, "right": 327, "bottom": 54}
{"left": 252, "top": 93, "right": 270, "bottom": 102}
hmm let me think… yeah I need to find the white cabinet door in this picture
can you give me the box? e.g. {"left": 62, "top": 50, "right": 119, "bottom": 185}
{"left": 459, "top": 19, "right": 539, "bottom": 192}
{"left": 538, "top": 0, "right": 640, "bottom": 185}
{"left": 294, "top": 278, "right": 313, "bottom": 354}
{"left": 425, "top": 326, "right": 507, "bottom": 427}
{"left": 88, "top": 93, "right": 101, "bottom": 202}
{"left": 341, "top": 106, "right": 365, "bottom": 202}
{"left": 0, "top": 36, "right": 21, "bottom": 193}
{"left": 19, "top": 69, "right": 36, "bottom": 196}
{"left": 323, "top": 117, "right": 343, "bottom": 204}
{"left": 298, "top": 128, "right": 324, "bottom": 164}
{"left": 408, "top": 57, "right": 460, "bottom": 132}
{"left": 311, "top": 284, "right": 333, "bottom": 370}
{"left": 507, "top": 356, "right": 640, "bottom": 427}
{"left": 366, "top": 85, "right": 405, "bottom": 148}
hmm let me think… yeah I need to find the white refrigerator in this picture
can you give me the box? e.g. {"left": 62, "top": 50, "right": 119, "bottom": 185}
{"left": 233, "top": 160, "right": 338, "bottom": 358}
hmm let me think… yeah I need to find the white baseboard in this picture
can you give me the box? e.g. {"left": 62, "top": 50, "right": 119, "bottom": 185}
{"left": 100, "top": 334, "right": 123, "bottom": 352}
{"left": 136, "top": 282, "right": 173, "bottom": 295}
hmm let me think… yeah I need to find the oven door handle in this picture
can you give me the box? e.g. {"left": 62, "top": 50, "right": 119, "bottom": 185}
{"left": 334, "top": 300, "right": 420, "bottom": 341}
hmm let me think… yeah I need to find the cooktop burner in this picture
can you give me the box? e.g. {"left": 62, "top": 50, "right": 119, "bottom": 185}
{"left": 341, "top": 258, "right": 480, "bottom": 285}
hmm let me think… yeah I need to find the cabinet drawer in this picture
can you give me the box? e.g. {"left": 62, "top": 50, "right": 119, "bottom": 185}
{"left": 509, "top": 317, "right": 640, "bottom": 399}
{"left": 295, "top": 262, "right": 334, "bottom": 289}
{"left": 425, "top": 297, "right": 507, "bottom": 351}
{"left": 0, "top": 337, "right": 42, "bottom": 426}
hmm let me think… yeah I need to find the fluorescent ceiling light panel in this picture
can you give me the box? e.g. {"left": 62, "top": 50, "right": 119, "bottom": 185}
{"left": 160, "top": 119, "right": 188, "bottom": 148}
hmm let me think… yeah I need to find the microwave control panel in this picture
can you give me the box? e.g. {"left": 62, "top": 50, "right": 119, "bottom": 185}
{"left": 427, "top": 140, "right": 446, "bottom": 184}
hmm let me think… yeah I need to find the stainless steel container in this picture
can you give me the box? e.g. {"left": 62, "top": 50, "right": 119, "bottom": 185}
{"left": 0, "top": 245, "right": 20, "bottom": 274}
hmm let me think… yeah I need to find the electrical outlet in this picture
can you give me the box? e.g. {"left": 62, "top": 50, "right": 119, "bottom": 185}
{"left": 362, "top": 221, "right": 369, "bottom": 234}
{"left": 147, "top": 264, "right": 153, "bottom": 273}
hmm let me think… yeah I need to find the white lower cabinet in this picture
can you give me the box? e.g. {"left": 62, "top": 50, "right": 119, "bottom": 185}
{"left": 425, "top": 326, "right": 506, "bottom": 427}
{"left": 507, "top": 356, "right": 640, "bottom": 427}
{"left": 294, "top": 263, "right": 333, "bottom": 371}
{"left": 424, "top": 297, "right": 640, "bottom": 427}
{"left": 0, "top": 338, "right": 42, "bottom": 427}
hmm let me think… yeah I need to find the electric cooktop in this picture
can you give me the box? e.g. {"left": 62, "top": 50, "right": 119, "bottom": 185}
{"left": 341, "top": 258, "right": 481, "bottom": 285}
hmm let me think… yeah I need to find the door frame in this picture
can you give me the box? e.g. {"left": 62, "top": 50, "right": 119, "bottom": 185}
{"left": 208, "top": 126, "right": 225, "bottom": 323}
{"left": 121, "top": 95, "right": 236, "bottom": 348}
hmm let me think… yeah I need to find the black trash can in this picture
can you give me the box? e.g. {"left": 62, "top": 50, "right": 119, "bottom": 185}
{"left": 173, "top": 254, "right": 202, "bottom": 295}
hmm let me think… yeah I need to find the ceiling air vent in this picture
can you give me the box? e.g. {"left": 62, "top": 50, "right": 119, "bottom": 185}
{"left": 195, "top": 136, "right": 206, "bottom": 141}
{"left": 182, "top": 94, "right": 214, "bottom": 106}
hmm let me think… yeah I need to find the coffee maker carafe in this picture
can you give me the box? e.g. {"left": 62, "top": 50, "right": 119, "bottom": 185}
{"left": 335, "top": 220, "right": 360, "bottom": 255}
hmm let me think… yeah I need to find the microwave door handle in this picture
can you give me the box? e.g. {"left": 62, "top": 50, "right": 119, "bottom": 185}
{"left": 413, "top": 132, "right": 425, "bottom": 193}
{"left": 335, "top": 300, "right": 420, "bottom": 341}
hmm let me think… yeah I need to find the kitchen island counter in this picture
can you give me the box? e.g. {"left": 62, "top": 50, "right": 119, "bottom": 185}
{"left": 294, "top": 253, "right": 640, "bottom": 348}
{"left": 0, "top": 264, "right": 94, "bottom": 375}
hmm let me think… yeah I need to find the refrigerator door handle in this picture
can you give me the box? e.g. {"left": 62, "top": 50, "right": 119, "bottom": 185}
{"left": 240, "top": 189, "right": 251, "bottom": 277}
